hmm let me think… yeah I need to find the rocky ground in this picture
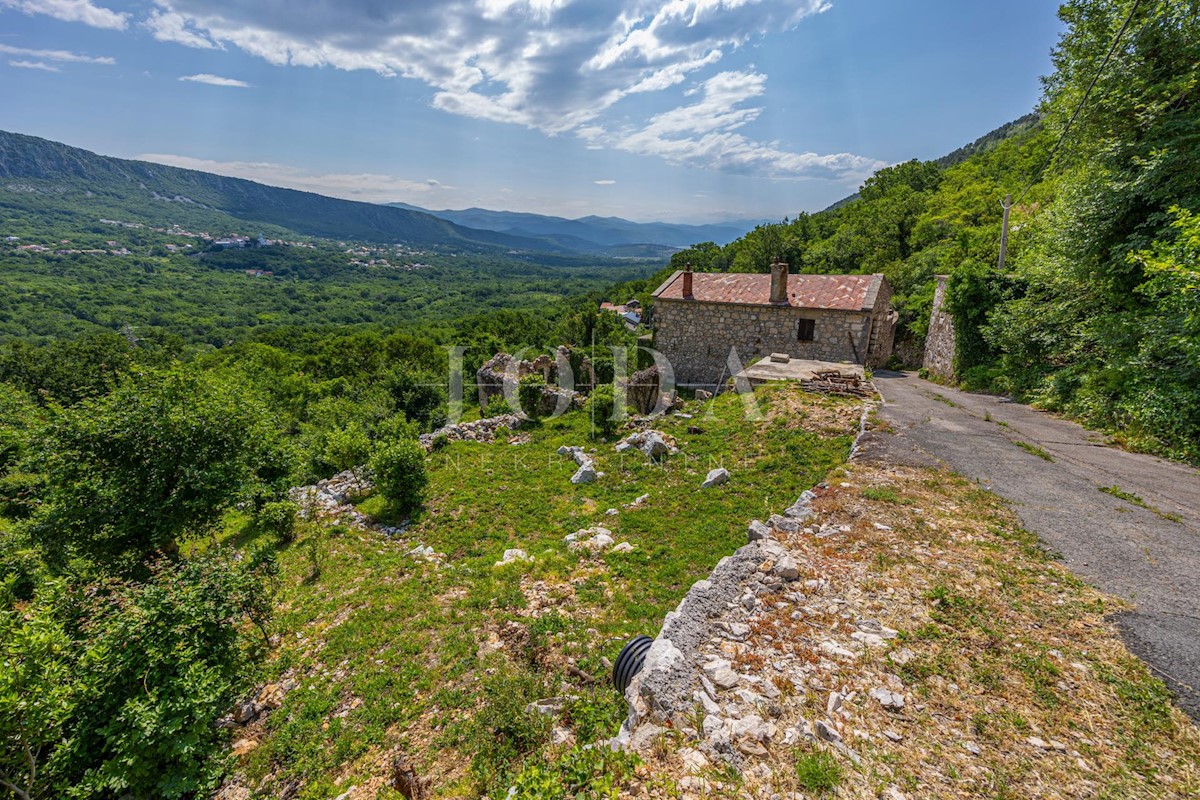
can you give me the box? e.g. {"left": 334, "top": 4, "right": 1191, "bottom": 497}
{"left": 616, "top": 458, "right": 1200, "bottom": 799}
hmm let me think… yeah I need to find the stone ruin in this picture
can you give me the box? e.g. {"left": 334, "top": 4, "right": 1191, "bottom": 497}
{"left": 475, "top": 348, "right": 594, "bottom": 416}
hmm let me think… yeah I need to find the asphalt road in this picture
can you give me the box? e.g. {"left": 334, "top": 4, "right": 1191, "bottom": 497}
{"left": 862, "top": 371, "right": 1200, "bottom": 721}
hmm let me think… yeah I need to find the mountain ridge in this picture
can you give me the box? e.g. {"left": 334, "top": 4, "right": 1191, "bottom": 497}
{"left": 0, "top": 130, "right": 574, "bottom": 253}
{"left": 386, "top": 201, "right": 763, "bottom": 251}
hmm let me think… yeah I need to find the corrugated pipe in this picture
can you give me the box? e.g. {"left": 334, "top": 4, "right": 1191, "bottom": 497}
{"left": 613, "top": 635, "right": 653, "bottom": 694}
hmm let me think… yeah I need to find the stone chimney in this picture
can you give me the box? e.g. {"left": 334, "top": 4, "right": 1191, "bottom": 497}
{"left": 682, "top": 263, "right": 694, "bottom": 298}
{"left": 770, "top": 258, "right": 789, "bottom": 304}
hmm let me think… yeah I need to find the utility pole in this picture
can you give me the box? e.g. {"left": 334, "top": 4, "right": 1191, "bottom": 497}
{"left": 997, "top": 193, "right": 1012, "bottom": 271}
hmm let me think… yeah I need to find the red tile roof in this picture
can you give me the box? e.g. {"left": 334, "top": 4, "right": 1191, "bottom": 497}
{"left": 652, "top": 271, "right": 884, "bottom": 311}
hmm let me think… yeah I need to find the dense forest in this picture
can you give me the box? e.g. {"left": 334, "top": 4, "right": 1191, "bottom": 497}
{"left": 1, "top": 0, "right": 1197, "bottom": 797}
{"left": 667, "top": 0, "right": 1199, "bottom": 464}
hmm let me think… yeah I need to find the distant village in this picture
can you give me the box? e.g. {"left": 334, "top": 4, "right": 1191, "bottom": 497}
{"left": 1, "top": 219, "right": 440, "bottom": 274}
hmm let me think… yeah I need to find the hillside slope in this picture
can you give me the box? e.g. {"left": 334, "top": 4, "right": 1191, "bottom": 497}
{"left": 0, "top": 131, "right": 565, "bottom": 251}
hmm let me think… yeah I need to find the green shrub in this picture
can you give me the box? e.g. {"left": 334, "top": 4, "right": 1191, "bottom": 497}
{"left": 508, "top": 746, "right": 640, "bottom": 800}
{"left": 0, "top": 550, "right": 276, "bottom": 800}
{"left": 257, "top": 499, "right": 300, "bottom": 543}
{"left": 586, "top": 384, "right": 619, "bottom": 438}
{"left": 369, "top": 439, "right": 428, "bottom": 512}
{"left": 467, "top": 668, "right": 551, "bottom": 793}
{"left": 322, "top": 423, "right": 371, "bottom": 473}
{"left": 33, "top": 368, "right": 287, "bottom": 573}
{"left": 484, "top": 393, "right": 512, "bottom": 418}
{"left": 518, "top": 374, "right": 546, "bottom": 420}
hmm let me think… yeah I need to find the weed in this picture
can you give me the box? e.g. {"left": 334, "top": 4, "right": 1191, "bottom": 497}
{"left": 861, "top": 486, "right": 908, "bottom": 504}
{"left": 1013, "top": 440, "right": 1054, "bottom": 461}
{"left": 932, "top": 392, "right": 957, "bottom": 407}
{"left": 1099, "top": 485, "right": 1183, "bottom": 522}
{"left": 794, "top": 749, "right": 842, "bottom": 793}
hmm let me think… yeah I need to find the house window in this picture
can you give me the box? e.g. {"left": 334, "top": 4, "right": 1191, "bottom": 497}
{"left": 797, "top": 318, "right": 816, "bottom": 342}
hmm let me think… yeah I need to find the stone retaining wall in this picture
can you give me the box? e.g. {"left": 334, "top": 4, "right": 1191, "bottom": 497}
{"left": 922, "top": 275, "right": 956, "bottom": 380}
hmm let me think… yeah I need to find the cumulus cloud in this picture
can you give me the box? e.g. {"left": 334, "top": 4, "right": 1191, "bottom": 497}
{"left": 179, "top": 73, "right": 249, "bottom": 87}
{"left": 136, "top": 153, "right": 454, "bottom": 203}
{"left": 138, "top": 0, "right": 876, "bottom": 180}
{"left": 0, "top": 43, "right": 115, "bottom": 64}
{"left": 9, "top": 59, "right": 61, "bottom": 71}
{"left": 0, "top": 0, "right": 128, "bottom": 30}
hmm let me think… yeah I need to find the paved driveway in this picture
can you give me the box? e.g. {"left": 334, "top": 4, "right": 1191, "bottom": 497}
{"left": 863, "top": 371, "right": 1200, "bottom": 721}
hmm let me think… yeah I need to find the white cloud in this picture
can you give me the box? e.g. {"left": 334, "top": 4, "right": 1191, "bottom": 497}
{"left": 0, "top": 0, "right": 128, "bottom": 30}
{"left": 138, "top": 1, "right": 877, "bottom": 180}
{"left": 593, "top": 179, "right": 616, "bottom": 185}
{"left": 582, "top": 70, "right": 887, "bottom": 181}
{"left": 136, "top": 153, "right": 455, "bottom": 203}
{"left": 0, "top": 43, "right": 115, "bottom": 64}
{"left": 9, "top": 59, "right": 60, "bottom": 71}
{"left": 179, "top": 73, "right": 249, "bottom": 87}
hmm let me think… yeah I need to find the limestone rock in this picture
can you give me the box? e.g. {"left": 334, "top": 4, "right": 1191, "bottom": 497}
{"left": 870, "top": 687, "right": 905, "bottom": 712}
{"left": 571, "top": 463, "right": 599, "bottom": 484}
{"left": 701, "top": 467, "right": 730, "bottom": 488}
{"left": 748, "top": 519, "right": 772, "bottom": 542}
{"left": 495, "top": 549, "right": 531, "bottom": 567}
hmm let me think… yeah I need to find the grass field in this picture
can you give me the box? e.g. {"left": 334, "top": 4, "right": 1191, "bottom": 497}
{"left": 217, "top": 384, "right": 862, "bottom": 798}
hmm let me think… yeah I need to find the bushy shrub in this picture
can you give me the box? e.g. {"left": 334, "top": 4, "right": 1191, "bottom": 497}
{"left": 484, "top": 393, "right": 512, "bottom": 418}
{"left": 0, "top": 550, "right": 276, "bottom": 800}
{"left": 256, "top": 499, "right": 299, "bottom": 543}
{"left": 369, "top": 439, "right": 428, "bottom": 512}
{"left": 518, "top": 374, "right": 546, "bottom": 420}
{"left": 33, "top": 368, "right": 288, "bottom": 573}
{"left": 322, "top": 423, "right": 371, "bottom": 474}
{"left": 586, "top": 384, "right": 619, "bottom": 438}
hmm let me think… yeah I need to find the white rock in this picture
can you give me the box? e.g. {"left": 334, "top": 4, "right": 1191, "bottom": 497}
{"left": 710, "top": 667, "right": 741, "bottom": 690}
{"left": 870, "top": 687, "right": 905, "bottom": 712}
{"left": 495, "top": 549, "right": 531, "bottom": 566}
{"left": 611, "top": 542, "right": 635, "bottom": 553}
{"left": 680, "top": 748, "right": 709, "bottom": 774}
{"left": 773, "top": 556, "right": 800, "bottom": 581}
{"left": 701, "top": 467, "right": 730, "bottom": 488}
{"left": 571, "top": 463, "right": 598, "bottom": 484}
{"left": 748, "top": 519, "right": 772, "bottom": 542}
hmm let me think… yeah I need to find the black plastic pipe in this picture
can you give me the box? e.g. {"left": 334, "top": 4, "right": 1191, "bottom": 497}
{"left": 613, "top": 635, "right": 653, "bottom": 694}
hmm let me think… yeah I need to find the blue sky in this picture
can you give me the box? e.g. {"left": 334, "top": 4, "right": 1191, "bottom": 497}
{"left": 0, "top": 0, "right": 1064, "bottom": 222}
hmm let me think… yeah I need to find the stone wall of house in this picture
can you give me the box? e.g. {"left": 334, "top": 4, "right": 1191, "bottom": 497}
{"left": 652, "top": 300, "right": 875, "bottom": 387}
{"left": 923, "top": 275, "right": 956, "bottom": 379}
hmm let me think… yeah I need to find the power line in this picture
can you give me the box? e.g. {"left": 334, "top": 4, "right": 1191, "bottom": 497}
{"left": 1014, "top": 0, "right": 1145, "bottom": 205}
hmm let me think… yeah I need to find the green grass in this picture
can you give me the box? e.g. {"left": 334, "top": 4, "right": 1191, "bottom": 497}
{"left": 931, "top": 392, "right": 957, "bottom": 407}
{"left": 217, "top": 384, "right": 858, "bottom": 798}
{"left": 794, "top": 749, "right": 843, "bottom": 793}
{"left": 1013, "top": 439, "right": 1054, "bottom": 461}
{"left": 1099, "top": 485, "right": 1183, "bottom": 523}
{"left": 860, "top": 486, "right": 909, "bottom": 504}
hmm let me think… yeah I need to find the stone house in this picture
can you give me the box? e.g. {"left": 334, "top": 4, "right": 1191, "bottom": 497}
{"left": 649, "top": 261, "right": 897, "bottom": 387}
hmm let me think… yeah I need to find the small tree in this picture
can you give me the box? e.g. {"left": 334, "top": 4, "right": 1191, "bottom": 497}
{"left": 256, "top": 499, "right": 299, "bottom": 543}
{"left": 370, "top": 440, "right": 428, "bottom": 513}
{"left": 33, "top": 367, "right": 288, "bottom": 573}
{"left": 587, "top": 384, "right": 620, "bottom": 438}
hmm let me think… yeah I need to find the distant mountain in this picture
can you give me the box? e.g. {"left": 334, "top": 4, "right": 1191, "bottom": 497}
{"left": 0, "top": 131, "right": 569, "bottom": 252}
{"left": 388, "top": 202, "right": 761, "bottom": 252}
